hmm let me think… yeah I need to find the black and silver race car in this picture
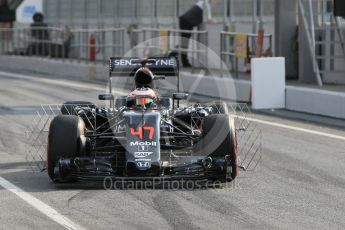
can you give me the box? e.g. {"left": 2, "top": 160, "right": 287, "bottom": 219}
{"left": 47, "top": 57, "right": 238, "bottom": 183}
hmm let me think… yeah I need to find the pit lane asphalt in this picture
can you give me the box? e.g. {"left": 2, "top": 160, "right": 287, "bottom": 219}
{"left": 0, "top": 70, "right": 345, "bottom": 230}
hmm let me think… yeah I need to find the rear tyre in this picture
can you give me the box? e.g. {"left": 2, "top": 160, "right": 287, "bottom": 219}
{"left": 47, "top": 115, "right": 85, "bottom": 182}
{"left": 61, "top": 101, "right": 95, "bottom": 115}
{"left": 202, "top": 114, "right": 237, "bottom": 181}
{"left": 210, "top": 101, "right": 229, "bottom": 114}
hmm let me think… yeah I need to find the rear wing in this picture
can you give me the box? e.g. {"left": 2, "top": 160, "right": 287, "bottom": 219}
{"left": 109, "top": 57, "right": 179, "bottom": 77}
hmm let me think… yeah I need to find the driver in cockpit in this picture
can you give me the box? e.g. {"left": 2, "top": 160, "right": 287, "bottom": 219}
{"left": 127, "top": 67, "right": 157, "bottom": 108}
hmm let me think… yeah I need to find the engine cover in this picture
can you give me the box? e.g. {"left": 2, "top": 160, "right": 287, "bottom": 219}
{"left": 124, "top": 111, "right": 161, "bottom": 173}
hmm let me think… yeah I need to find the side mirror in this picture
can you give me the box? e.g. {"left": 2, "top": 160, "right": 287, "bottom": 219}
{"left": 173, "top": 93, "right": 189, "bottom": 100}
{"left": 98, "top": 94, "right": 114, "bottom": 100}
{"left": 154, "top": 76, "right": 166, "bottom": 80}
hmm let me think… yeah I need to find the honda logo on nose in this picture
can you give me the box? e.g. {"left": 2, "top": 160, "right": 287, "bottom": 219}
{"left": 136, "top": 162, "right": 151, "bottom": 168}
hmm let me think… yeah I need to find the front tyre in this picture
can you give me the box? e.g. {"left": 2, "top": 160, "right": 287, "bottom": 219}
{"left": 47, "top": 115, "right": 85, "bottom": 182}
{"left": 202, "top": 114, "right": 238, "bottom": 181}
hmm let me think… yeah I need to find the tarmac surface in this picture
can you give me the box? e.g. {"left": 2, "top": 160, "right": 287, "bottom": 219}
{"left": 0, "top": 70, "right": 345, "bottom": 230}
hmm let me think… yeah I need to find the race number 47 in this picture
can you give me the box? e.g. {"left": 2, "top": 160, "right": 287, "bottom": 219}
{"left": 130, "top": 126, "right": 154, "bottom": 140}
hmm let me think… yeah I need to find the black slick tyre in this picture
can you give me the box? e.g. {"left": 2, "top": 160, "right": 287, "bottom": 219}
{"left": 202, "top": 114, "right": 238, "bottom": 181}
{"left": 60, "top": 101, "right": 95, "bottom": 115}
{"left": 47, "top": 115, "right": 85, "bottom": 182}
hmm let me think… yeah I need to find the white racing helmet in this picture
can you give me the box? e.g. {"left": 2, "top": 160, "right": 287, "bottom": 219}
{"left": 128, "top": 87, "right": 157, "bottom": 107}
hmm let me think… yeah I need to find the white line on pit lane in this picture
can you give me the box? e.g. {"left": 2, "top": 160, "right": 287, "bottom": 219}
{"left": 0, "top": 176, "right": 86, "bottom": 230}
{"left": 1, "top": 70, "right": 344, "bottom": 141}
{"left": 236, "top": 115, "right": 345, "bottom": 141}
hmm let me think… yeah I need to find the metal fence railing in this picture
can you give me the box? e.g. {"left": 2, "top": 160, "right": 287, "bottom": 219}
{"left": 44, "top": 0, "right": 275, "bottom": 28}
{"left": 1, "top": 25, "right": 276, "bottom": 79}
{"left": 0, "top": 27, "right": 66, "bottom": 57}
{"left": 220, "top": 31, "right": 273, "bottom": 77}
{"left": 128, "top": 27, "right": 208, "bottom": 71}
{"left": 0, "top": 25, "right": 208, "bottom": 71}
{"left": 308, "top": 0, "right": 345, "bottom": 81}
{"left": 70, "top": 27, "right": 125, "bottom": 63}
{"left": 0, "top": 26, "right": 126, "bottom": 64}
{"left": 298, "top": 0, "right": 323, "bottom": 86}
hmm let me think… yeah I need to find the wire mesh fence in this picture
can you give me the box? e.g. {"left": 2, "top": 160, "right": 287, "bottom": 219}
{"left": 25, "top": 103, "right": 261, "bottom": 173}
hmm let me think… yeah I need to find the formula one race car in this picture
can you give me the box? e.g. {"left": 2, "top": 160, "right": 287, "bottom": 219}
{"left": 47, "top": 57, "right": 238, "bottom": 183}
